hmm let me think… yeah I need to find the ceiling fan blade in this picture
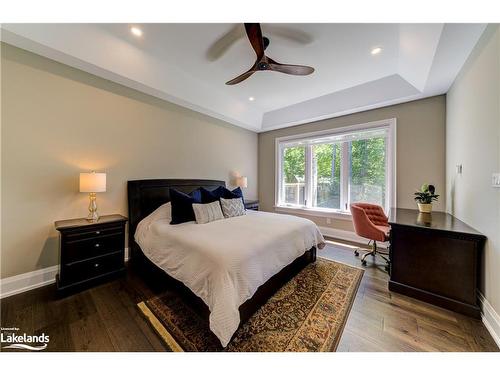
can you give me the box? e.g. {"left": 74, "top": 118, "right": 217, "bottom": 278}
{"left": 265, "top": 25, "right": 314, "bottom": 45}
{"left": 225, "top": 67, "right": 257, "bottom": 85}
{"left": 244, "top": 23, "right": 265, "bottom": 59}
{"left": 206, "top": 24, "right": 245, "bottom": 61}
{"left": 268, "top": 59, "right": 315, "bottom": 76}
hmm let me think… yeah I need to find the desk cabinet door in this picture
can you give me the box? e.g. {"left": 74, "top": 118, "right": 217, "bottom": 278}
{"left": 390, "top": 226, "right": 477, "bottom": 305}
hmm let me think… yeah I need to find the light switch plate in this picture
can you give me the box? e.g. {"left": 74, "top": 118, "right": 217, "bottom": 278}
{"left": 492, "top": 173, "right": 500, "bottom": 188}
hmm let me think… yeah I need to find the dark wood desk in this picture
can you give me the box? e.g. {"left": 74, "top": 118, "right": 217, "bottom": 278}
{"left": 388, "top": 208, "right": 485, "bottom": 318}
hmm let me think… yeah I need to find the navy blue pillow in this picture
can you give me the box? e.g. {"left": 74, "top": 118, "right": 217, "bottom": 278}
{"left": 200, "top": 186, "right": 244, "bottom": 204}
{"left": 229, "top": 187, "right": 244, "bottom": 204}
{"left": 169, "top": 188, "right": 201, "bottom": 224}
{"left": 200, "top": 186, "right": 223, "bottom": 203}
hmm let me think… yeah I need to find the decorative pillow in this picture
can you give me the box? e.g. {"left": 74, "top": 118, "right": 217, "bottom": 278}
{"left": 200, "top": 186, "right": 245, "bottom": 204}
{"left": 220, "top": 197, "right": 246, "bottom": 218}
{"left": 200, "top": 186, "right": 225, "bottom": 203}
{"left": 192, "top": 201, "right": 224, "bottom": 224}
{"left": 169, "top": 188, "right": 201, "bottom": 224}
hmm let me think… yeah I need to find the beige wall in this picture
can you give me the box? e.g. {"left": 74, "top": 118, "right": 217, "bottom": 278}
{"left": 1, "top": 43, "right": 258, "bottom": 279}
{"left": 258, "top": 96, "right": 446, "bottom": 231}
{"left": 446, "top": 25, "right": 500, "bottom": 314}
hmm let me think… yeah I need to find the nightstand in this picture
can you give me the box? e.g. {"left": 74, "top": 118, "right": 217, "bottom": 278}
{"left": 244, "top": 200, "right": 259, "bottom": 211}
{"left": 55, "top": 214, "right": 127, "bottom": 296}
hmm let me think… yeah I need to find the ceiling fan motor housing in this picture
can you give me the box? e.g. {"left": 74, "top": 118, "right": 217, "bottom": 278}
{"left": 258, "top": 62, "right": 269, "bottom": 70}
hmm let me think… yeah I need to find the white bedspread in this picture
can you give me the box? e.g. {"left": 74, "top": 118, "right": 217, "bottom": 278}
{"left": 135, "top": 206, "right": 325, "bottom": 347}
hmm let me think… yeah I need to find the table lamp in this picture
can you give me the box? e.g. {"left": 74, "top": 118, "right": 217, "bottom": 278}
{"left": 80, "top": 171, "right": 106, "bottom": 222}
{"left": 236, "top": 176, "right": 248, "bottom": 189}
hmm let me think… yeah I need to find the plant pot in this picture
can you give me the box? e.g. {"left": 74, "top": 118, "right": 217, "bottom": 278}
{"left": 417, "top": 203, "right": 432, "bottom": 213}
{"left": 417, "top": 212, "right": 432, "bottom": 226}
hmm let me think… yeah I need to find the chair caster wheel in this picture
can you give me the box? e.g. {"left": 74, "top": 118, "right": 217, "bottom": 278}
{"left": 354, "top": 250, "right": 359, "bottom": 256}
{"left": 362, "top": 260, "right": 367, "bottom": 266}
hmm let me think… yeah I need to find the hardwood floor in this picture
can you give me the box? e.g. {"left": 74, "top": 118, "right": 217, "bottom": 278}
{"left": 1, "top": 240, "right": 498, "bottom": 352}
{"left": 323, "top": 239, "right": 498, "bottom": 352}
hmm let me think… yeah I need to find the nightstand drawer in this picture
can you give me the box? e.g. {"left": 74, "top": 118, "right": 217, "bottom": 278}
{"left": 64, "top": 224, "right": 124, "bottom": 242}
{"left": 63, "top": 233, "right": 124, "bottom": 263}
{"left": 62, "top": 252, "right": 124, "bottom": 286}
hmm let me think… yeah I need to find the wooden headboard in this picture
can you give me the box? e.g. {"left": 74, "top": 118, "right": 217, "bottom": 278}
{"left": 127, "top": 179, "right": 225, "bottom": 260}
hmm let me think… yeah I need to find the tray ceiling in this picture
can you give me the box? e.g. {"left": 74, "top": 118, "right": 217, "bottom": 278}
{"left": 1, "top": 23, "right": 486, "bottom": 132}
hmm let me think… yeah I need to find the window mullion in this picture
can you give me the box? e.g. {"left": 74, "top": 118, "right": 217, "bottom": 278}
{"left": 340, "top": 142, "right": 350, "bottom": 212}
{"left": 279, "top": 145, "right": 284, "bottom": 206}
{"left": 305, "top": 145, "right": 313, "bottom": 208}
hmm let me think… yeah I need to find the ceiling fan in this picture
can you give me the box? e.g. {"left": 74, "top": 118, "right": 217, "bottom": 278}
{"left": 225, "top": 23, "right": 315, "bottom": 85}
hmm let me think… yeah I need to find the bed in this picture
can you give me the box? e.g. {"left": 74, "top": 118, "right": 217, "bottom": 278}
{"left": 127, "top": 179, "right": 325, "bottom": 347}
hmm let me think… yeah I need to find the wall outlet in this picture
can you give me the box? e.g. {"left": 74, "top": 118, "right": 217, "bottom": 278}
{"left": 326, "top": 217, "right": 332, "bottom": 225}
{"left": 492, "top": 173, "right": 500, "bottom": 188}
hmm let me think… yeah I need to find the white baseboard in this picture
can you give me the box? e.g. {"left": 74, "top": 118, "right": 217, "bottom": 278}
{"left": 0, "top": 265, "right": 59, "bottom": 299}
{"left": 319, "top": 226, "right": 388, "bottom": 248}
{"left": 479, "top": 292, "right": 500, "bottom": 348}
{"left": 0, "top": 248, "right": 130, "bottom": 299}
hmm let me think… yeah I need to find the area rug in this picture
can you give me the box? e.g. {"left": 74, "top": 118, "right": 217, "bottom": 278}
{"left": 137, "top": 257, "right": 363, "bottom": 352}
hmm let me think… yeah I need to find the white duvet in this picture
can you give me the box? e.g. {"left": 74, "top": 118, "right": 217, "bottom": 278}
{"left": 134, "top": 203, "right": 325, "bottom": 347}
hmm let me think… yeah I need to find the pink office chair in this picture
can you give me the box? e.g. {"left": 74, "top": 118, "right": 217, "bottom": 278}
{"left": 350, "top": 203, "right": 390, "bottom": 271}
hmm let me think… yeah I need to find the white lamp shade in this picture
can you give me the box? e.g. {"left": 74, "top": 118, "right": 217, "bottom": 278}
{"left": 236, "top": 176, "right": 248, "bottom": 188}
{"left": 80, "top": 172, "right": 106, "bottom": 193}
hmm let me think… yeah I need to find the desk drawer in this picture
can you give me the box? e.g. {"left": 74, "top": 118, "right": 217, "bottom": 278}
{"left": 61, "top": 252, "right": 124, "bottom": 286}
{"left": 63, "top": 233, "right": 124, "bottom": 263}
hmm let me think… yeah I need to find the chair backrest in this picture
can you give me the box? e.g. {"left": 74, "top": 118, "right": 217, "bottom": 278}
{"left": 350, "top": 203, "right": 388, "bottom": 242}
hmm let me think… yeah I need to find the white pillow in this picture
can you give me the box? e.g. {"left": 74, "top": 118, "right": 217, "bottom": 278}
{"left": 220, "top": 197, "right": 246, "bottom": 218}
{"left": 192, "top": 201, "right": 224, "bottom": 224}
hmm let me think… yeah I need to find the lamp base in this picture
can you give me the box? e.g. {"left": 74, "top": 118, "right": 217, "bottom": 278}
{"left": 87, "top": 193, "right": 99, "bottom": 222}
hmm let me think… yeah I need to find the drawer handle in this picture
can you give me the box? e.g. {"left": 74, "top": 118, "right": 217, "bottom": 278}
{"left": 95, "top": 231, "right": 101, "bottom": 235}
{"left": 94, "top": 263, "right": 100, "bottom": 268}
{"left": 95, "top": 243, "right": 100, "bottom": 248}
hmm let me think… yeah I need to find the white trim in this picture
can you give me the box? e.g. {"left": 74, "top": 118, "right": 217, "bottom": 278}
{"left": 275, "top": 205, "right": 353, "bottom": 221}
{"left": 479, "top": 292, "right": 500, "bottom": 348}
{"left": 274, "top": 118, "right": 397, "bottom": 144}
{"left": 318, "top": 226, "right": 388, "bottom": 249}
{"left": 0, "top": 248, "right": 130, "bottom": 299}
{"left": 0, "top": 265, "right": 59, "bottom": 299}
{"left": 387, "top": 119, "right": 397, "bottom": 210}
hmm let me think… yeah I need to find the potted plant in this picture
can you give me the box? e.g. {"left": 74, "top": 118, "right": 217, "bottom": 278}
{"left": 414, "top": 184, "right": 439, "bottom": 213}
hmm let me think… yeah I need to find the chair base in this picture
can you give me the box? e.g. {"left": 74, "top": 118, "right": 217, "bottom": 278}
{"left": 354, "top": 240, "right": 390, "bottom": 272}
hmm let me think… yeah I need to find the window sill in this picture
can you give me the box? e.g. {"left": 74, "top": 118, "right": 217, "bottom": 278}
{"left": 274, "top": 205, "right": 352, "bottom": 221}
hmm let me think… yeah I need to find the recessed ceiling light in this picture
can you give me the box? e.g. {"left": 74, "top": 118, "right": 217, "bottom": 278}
{"left": 248, "top": 96, "right": 255, "bottom": 101}
{"left": 130, "top": 26, "right": 143, "bottom": 37}
{"left": 371, "top": 47, "right": 382, "bottom": 55}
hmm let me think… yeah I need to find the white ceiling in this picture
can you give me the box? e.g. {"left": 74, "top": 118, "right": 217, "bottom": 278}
{"left": 0, "top": 23, "right": 487, "bottom": 132}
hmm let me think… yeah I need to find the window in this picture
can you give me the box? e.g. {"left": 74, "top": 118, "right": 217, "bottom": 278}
{"left": 276, "top": 119, "right": 396, "bottom": 216}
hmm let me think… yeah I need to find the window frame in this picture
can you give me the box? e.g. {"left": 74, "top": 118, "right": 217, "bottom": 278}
{"left": 275, "top": 118, "right": 397, "bottom": 219}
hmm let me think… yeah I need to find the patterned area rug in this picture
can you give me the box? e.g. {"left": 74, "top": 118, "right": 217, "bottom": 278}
{"left": 137, "top": 257, "right": 363, "bottom": 352}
